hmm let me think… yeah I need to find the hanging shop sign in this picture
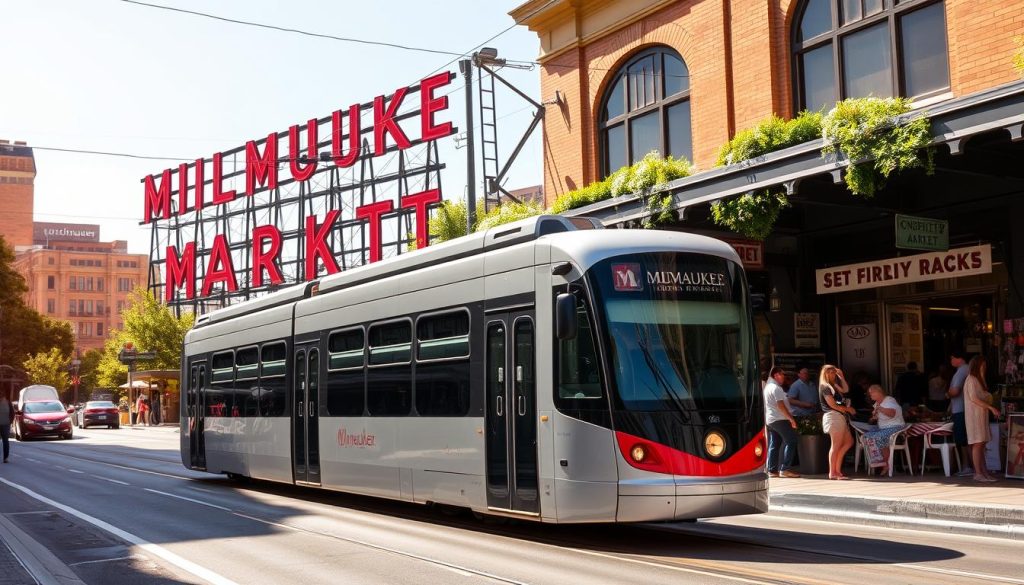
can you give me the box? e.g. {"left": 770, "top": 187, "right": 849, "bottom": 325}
{"left": 142, "top": 73, "right": 456, "bottom": 310}
{"left": 794, "top": 312, "right": 820, "bottom": 349}
{"left": 816, "top": 244, "right": 991, "bottom": 295}
{"left": 723, "top": 239, "right": 764, "bottom": 270}
{"left": 895, "top": 214, "right": 948, "bottom": 252}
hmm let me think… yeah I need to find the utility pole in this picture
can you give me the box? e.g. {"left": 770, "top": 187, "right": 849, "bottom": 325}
{"left": 460, "top": 58, "right": 477, "bottom": 231}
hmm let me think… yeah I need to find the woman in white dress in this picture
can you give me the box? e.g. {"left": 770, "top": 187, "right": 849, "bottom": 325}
{"left": 964, "top": 356, "right": 1001, "bottom": 482}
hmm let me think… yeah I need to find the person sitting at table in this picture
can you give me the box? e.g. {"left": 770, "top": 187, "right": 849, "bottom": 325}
{"left": 861, "top": 384, "right": 906, "bottom": 475}
{"left": 927, "top": 365, "right": 950, "bottom": 413}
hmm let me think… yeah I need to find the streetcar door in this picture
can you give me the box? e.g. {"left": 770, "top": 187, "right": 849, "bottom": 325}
{"left": 292, "top": 345, "right": 321, "bottom": 485}
{"left": 188, "top": 362, "right": 206, "bottom": 470}
{"left": 485, "top": 312, "right": 539, "bottom": 515}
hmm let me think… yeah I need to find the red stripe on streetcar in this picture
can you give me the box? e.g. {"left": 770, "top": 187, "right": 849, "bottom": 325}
{"left": 615, "top": 429, "right": 766, "bottom": 476}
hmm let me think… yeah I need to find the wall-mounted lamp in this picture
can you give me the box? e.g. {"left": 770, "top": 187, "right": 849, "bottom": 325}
{"left": 769, "top": 287, "right": 781, "bottom": 312}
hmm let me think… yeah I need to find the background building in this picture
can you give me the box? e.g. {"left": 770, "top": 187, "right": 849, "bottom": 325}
{"left": 513, "top": 0, "right": 1024, "bottom": 394}
{"left": 0, "top": 139, "right": 35, "bottom": 249}
{"left": 15, "top": 222, "right": 149, "bottom": 355}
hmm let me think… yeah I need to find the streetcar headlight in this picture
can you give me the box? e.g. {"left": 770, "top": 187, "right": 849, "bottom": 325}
{"left": 753, "top": 441, "right": 764, "bottom": 458}
{"left": 704, "top": 431, "right": 727, "bottom": 458}
{"left": 630, "top": 445, "right": 648, "bottom": 463}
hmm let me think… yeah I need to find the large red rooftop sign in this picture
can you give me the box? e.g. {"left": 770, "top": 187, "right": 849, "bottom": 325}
{"left": 143, "top": 73, "right": 455, "bottom": 310}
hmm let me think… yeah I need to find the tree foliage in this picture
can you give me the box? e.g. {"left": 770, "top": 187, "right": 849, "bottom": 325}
{"left": 0, "top": 235, "right": 75, "bottom": 370}
{"left": 96, "top": 289, "right": 194, "bottom": 388}
{"left": 473, "top": 200, "right": 545, "bottom": 232}
{"left": 22, "top": 347, "right": 71, "bottom": 390}
{"left": 1015, "top": 36, "right": 1024, "bottom": 78}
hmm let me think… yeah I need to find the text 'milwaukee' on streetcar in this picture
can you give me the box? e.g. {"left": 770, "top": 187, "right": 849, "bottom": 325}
{"left": 180, "top": 214, "right": 767, "bottom": 523}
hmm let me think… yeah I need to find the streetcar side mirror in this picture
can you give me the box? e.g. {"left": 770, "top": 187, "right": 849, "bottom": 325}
{"left": 555, "top": 293, "right": 578, "bottom": 340}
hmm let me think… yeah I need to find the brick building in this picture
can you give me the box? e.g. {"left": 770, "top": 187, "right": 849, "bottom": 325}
{"left": 512, "top": 0, "right": 1024, "bottom": 394}
{"left": 0, "top": 140, "right": 36, "bottom": 249}
{"left": 14, "top": 223, "right": 149, "bottom": 355}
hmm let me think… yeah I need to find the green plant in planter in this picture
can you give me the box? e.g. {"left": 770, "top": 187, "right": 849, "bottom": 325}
{"left": 795, "top": 413, "right": 824, "bottom": 436}
{"left": 821, "top": 97, "right": 934, "bottom": 197}
{"left": 711, "top": 112, "right": 822, "bottom": 239}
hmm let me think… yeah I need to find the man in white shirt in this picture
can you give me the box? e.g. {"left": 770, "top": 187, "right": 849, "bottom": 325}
{"left": 764, "top": 366, "right": 800, "bottom": 478}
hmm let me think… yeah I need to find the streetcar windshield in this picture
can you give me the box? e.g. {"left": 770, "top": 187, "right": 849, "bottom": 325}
{"left": 590, "top": 252, "right": 755, "bottom": 412}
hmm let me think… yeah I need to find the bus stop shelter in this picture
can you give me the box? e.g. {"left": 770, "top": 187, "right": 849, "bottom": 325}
{"left": 121, "top": 370, "right": 180, "bottom": 425}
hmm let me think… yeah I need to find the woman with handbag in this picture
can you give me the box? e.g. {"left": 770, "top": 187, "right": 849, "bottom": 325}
{"left": 819, "top": 365, "right": 857, "bottom": 480}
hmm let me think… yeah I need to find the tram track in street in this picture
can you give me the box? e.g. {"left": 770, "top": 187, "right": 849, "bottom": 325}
{"left": 14, "top": 439, "right": 1020, "bottom": 585}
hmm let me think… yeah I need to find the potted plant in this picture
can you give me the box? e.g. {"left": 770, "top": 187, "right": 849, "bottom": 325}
{"left": 796, "top": 414, "right": 830, "bottom": 475}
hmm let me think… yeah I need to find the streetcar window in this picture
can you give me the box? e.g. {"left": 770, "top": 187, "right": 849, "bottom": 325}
{"left": 327, "top": 328, "right": 365, "bottom": 416}
{"left": 368, "top": 321, "right": 412, "bottom": 365}
{"left": 416, "top": 311, "right": 470, "bottom": 360}
{"left": 328, "top": 329, "right": 364, "bottom": 370}
{"left": 209, "top": 351, "right": 234, "bottom": 417}
{"left": 260, "top": 342, "right": 287, "bottom": 417}
{"left": 235, "top": 347, "right": 259, "bottom": 416}
{"left": 367, "top": 321, "right": 412, "bottom": 416}
{"left": 557, "top": 298, "right": 603, "bottom": 401}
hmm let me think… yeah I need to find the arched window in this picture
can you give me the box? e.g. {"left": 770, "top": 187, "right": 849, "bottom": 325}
{"left": 599, "top": 47, "right": 692, "bottom": 178}
{"left": 793, "top": 0, "right": 949, "bottom": 113}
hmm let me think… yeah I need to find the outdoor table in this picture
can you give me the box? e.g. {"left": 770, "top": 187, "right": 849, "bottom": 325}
{"left": 906, "top": 421, "right": 950, "bottom": 471}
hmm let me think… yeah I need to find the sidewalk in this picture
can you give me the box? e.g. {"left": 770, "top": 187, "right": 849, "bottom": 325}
{"left": 768, "top": 472, "right": 1024, "bottom": 540}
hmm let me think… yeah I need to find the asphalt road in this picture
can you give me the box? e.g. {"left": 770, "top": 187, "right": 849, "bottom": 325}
{"left": 0, "top": 428, "right": 1021, "bottom": 585}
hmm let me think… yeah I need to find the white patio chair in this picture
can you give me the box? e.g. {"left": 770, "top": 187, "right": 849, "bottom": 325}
{"left": 851, "top": 423, "right": 870, "bottom": 473}
{"left": 885, "top": 424, "right": 914, "bottom": 477}
{"left": 920, "top": 422, "right": 960, "bottom": 477}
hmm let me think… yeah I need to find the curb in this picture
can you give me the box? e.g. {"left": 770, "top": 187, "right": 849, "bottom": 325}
{"left": 0, "top": 512, "right": 86, "bottom": 585}
{"left": 770, "top": 492, "right": 1024, "bottom": 540}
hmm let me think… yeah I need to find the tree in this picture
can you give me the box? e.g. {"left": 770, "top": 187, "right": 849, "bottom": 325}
{"left": 23, "top": 347, "right": 71, "bottom": 390}
{"left": 0, "top": 235, "right": 75, "bottom": 368}
{"left": 97, "top": 288, "right": 194, "bottom": 388}
{"left": 78, "top": 348, "right": 103, "bottom": 394}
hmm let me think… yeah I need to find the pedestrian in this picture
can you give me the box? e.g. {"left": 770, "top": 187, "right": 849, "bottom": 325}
{"left": 819, "top": 365, "right": 856, "bottom": 480}
{"left": 964, "top": 355, "right": 1001, "bottom": 483}
{"left": 764, "top": 366, "right": 800, "bottom": 478}
{"left": 786, "top": 367, "right": 819, "bottom": 417}
{"left": 137, "top": 395, "right": 149, "bottom": 427}
{"left": 862, "top": 385, "right": 905, "bottom": 475}
{"left": 0, "top": 393, "right": 13, "bottom": 463}
{"left": 947, "top": 349, "right": 973, "bottom": 476}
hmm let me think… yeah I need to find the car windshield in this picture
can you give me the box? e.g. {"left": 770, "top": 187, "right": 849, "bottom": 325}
{"left": 590, "top": 252, "right": 757, "bottom": 412}
{"left": 24, "top": 401, "right": 65, "bottom": 413}
{"left": 87, "top": 401, "right": 116, "bottom": 408}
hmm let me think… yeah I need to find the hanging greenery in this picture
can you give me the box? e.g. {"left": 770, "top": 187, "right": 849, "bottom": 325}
{"left": 821, "top": 97, "right": 934, "bottom": 197}
{"left": 549, "top": 151, "right": 691, "bottom": 225}
{"left": 473, "top": 199, "right": 546, "bottom": 232}
{"left": 710, "top": 112, "right": 822, "bottom": 239}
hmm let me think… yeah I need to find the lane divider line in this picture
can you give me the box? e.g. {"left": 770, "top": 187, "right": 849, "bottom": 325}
{"left": 68, "top": 555, "right": 144, "bottom": 567}
{"left": 90, "top": 475, "right": 130, "bottom": 486}
{"left": 68, "top": 469, "right": 84, "bottom": 474}
{"left": 144, "top": 488, "right": 231, "bottom": 512}
{"left": 0, "top": 477, "right": 239, "bottom": 585}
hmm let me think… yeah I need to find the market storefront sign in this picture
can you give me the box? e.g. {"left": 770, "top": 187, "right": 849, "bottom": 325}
{"left": 816, "top": 244, "right": 991, "bottom": 294}
{"left": 723, "top": 239, "right": 764, "bottom": 270}
{"left": 895, "top": 214, "right": 948, "bottom": 251}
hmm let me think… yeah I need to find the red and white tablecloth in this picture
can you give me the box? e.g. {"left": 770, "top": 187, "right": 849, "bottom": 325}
{"left": 906, "top": 422, "right": 950, "bottom": 437}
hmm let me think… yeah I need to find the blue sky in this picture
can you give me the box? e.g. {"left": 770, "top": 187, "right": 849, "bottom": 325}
{"left": 0, "top": 0, "right": 543, "bottom": 254}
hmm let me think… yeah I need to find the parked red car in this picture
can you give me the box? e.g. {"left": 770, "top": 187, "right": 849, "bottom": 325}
{"left": 15, "top": 400, "right": 74, "bottom": 440}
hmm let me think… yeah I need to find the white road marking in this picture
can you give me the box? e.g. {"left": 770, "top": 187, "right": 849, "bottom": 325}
{"left": 68, "top": 469, "right": 84, "bottom": 474}
{"left": 68, "top": 555, "right": 144, "bottom": 567}
{"left": 0, "top": 477, "right": 239, "bottom": 585}
{"left": 36, "top": 450, "right": 193, "bottom": 481}
{"left": 144, "top": 488, "right": 231, "bottom": 512}
{"left": 894, "top": 564, "right": 1024, "bottom": 585}
{"left": 91, "top": 474, "right": 130, "bottom": 486}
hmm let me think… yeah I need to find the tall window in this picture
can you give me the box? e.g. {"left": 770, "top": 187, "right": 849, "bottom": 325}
{"left": 599, "top": 46, "right": 692, "bottom": 177}
{"left": 793, "top": 0, "right": 949, "bottom": 113}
